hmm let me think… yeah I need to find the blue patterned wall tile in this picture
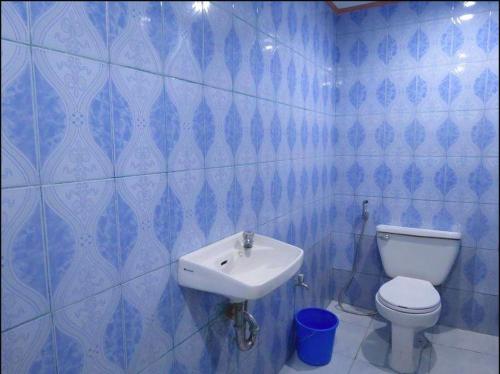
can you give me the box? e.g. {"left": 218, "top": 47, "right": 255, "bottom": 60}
{"left": 233, "top": 17, "right": 259, "bottom": 97}
{"left": 234, "top": 165, "right": 258, "bottom": 232}
{"left": 298, "top": 4, "right": 313, "bottom": 57}
{"left": 346, "top": 273, "right": 381, "bottom": 310}
{"left": 288, "top": 161, "right": 300, "bottom": 213}
{"left": 43, "top": 179, "right": 120, "bottom": 309}
{"left": 204, "top": 4, "right": 232, "bottom": 90}
{"left": 360, "top": 193, "right": 383, "bottom": 231}
{"left": 356, "top": 156, "right": 382, "bottom": 196}
{"left": 356, "top": 234, "right": 383, "bottom": 276}
{"left": 417, "top": 18, "right": 458, "bottom": 67}
{"left": 259, "top": 33, "right": 278, "bottom": 100}
{"left": 291, "top": 51, "right": 304, "bottom": 103}
{"left": 205, "top": 317, "right": 240, "bottom": 373}
{"left": 172, "top": 320, "right": 210, "bottom": 372}
{"left": 414, "top": 157, "right": 450, "bottom": 200}
{"left": 1, "top": 186, "right": 49, "bottom": 330}
{"left": 204, "top": 87, "right": 234, "bottom": 168}
{"left": 232, "top": 1, "right": 256, "bottom": 26}
{"left": 1, "top": 1, "right": 29, "bottom": 42}
{"left": 169, "top": 262, "right": 221, "bottom": 347}
{"left": 444, "top": 111, "right": 478, "bottom": 157}
{"left": 336, "top": 10, "right": 368, "bottom": 35}
{"left": 474, "top": 10, "right": 499, "bottom": 59}
{"left": 333, "top": 116, "right": 352, "bottom": 156}
{"left": 281, "top": 2, "right": 299, "bottom": 49}
{"left": 377, "top": 197, "right": 404, "bottom": 228}
{"left": 272, "top": 161, "right": 288, "bottom": 218}
{"left": 164, "top": 77, "right": 204, "bottom": 172}
{"left": 1, "top": 41, "right": 39, "bottom": 188}
{"left": 453, "top": 1, "right": 494, "bottom": 16}
{"left": 116, "top": 174, "right": 170, "bottom": 282}
{"left": 234, "top": 93, "right": 258, "bottom": 165}
{"left": 272, "top": 1, "right": 288, "bottom": 45}
{"left": 205, "top": 167, "right": 235, "bottom": 244}
{"left": 163, "top": 1, "right": 203, "bottom": 83}
{"left": 413, "top": 199, "right": 452, "bottom": 230}
{"left": 139, "top": 350, "right": 173, "bottom": 374}
{"left": 330, "top": 194, "right": 351, "bottom": 234}
{"left": 449, "top": 157, "right": 499, "bottom": 203}
{"left": 455, "top": 110, "right": 499, "bottom": 157}
{"left": 33, "top": 48, "right": 113, "bottom": 184}
{"left": 31, "top": 2, "right": 107, "bottom": 60}
{"left": 256, "top": 99, "right": 274, "bottom": 163}
{"left": 337, "top": 30, "right": 381, "bottom": 72}
{"left": 350, "top": 116, "right": 383, "bottom": 156}
{"left": 1, "top": 315, "right": 56, "bottom": 374}
{"left": 450, "top": 11, "right": 490, "bottom": 63}
{"left": 472, "top": 292, "right": 499, "bottom": 335}
{"left": 473, "top": 249, "right": 499, "bottom": 295}
{"left": 111, "top": 65, "right": 167, "bottom": 177}
{"left": 439, "top": 287, "right": 472, "bottom": 330}
{"left": 276, "top": 45, "right": 291, "bottom": 104}
{"left": 109, "top": 2, "right": 164, "bottom": 73}
{"left": 256, "top": 1, "right": 276, "bottom": 38}
{"left": 331, "top": 232, "right": 355, "bottom": 271}
{"left": 167, "top": 169, "right": 205, "bottom": 260}
{"left": 385, "top": 22, "right": 423, "bottom": 70}
{"left": 443, "top": 246, "right": 476, "bottom": 292}
{"left": 448, "top": 202, "right": 499, "bottom": 250}
{"left": 121, "top": 266, "right": 172, "bottom": 372}
{"left": 333, "top": 155, "right": 352, "bottom": 194}
{"left": 53, "top": 285, "right": 125, "bottom": 373}
{"left": 256, "top": 163, "right": 274, "bottom": 226}
{"left": 294, "top": 108, "right": 306, "bottom": 158}
{"left": 473, "top": 60, "right": 499, "bottom": 109}
{"left": 275, "top": 103, "right": 289, "bottom": 160}
{"left": 382, "top": 157, "right": 413, "bottom": 199}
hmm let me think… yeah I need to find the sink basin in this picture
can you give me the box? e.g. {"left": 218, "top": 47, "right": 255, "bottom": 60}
{"left": 178, "top": 232, "right": 304, "bottom": 301}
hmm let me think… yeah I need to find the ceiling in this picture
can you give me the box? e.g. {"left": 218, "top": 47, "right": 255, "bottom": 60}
{"left": 332, "top": 1, "right": 375, "bottom": 9}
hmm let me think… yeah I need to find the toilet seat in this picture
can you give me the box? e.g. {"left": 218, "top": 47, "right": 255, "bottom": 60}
{"left": 377, "top": 276, "right": 440, "bottom": 314}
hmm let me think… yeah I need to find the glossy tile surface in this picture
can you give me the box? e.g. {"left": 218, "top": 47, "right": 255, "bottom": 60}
{"left": 1, "top": 1, "right": 498, "bottom": 373}
{"left": 280, "top": 301, "right": 499, "bottom": 374}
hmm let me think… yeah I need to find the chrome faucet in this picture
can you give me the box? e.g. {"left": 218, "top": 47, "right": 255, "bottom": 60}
{"left": 243, "top": 231, "right": 254, "bottom": 249}
{"left": 296, "top": 274, "right": 309, "bottom": 289}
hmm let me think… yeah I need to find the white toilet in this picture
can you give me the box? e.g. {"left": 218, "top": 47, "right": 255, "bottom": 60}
{"left": 375, "top": 224, "right": 461, "bottom": 373}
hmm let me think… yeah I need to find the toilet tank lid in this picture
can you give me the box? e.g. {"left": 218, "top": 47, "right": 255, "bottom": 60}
{"left": 376, "top": 225, "right": 461, "bottom": 240}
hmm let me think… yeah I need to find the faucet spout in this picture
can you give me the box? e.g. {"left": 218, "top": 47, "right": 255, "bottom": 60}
{"left": 296, "top": 273, "right": 309, "bottom": 289}
{"left": 243, "top": 231, "right": 254, "bottom": 249}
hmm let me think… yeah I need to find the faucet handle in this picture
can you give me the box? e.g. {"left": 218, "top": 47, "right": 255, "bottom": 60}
{"left": 296, "top": 273, "right": 309, "bottom": 289}
{"left": 243, "top": 231, "right": 254, "bottom": 238}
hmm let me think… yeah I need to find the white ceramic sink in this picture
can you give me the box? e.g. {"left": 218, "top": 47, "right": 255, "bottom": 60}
{"left": 178, "top": 232, "right": 304, "bottom": 301}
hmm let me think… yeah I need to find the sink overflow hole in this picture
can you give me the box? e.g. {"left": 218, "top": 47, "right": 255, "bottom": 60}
{"left": 220, "top": 260, "right": 228, "bottom": 266}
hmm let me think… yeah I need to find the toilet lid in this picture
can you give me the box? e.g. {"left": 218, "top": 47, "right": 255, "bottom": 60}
{"left": 378, "top": 276, "right": 440, "bottom": 313}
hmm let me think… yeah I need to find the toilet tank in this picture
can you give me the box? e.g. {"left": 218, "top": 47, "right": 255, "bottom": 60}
{"left": 376, "top": 225, "right": 461, "bottom": 286}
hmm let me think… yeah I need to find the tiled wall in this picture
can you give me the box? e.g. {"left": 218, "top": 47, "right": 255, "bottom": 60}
{"left": 1, "top": 1, "right": 337, "bottom": 373}
{"left": 331, "top": 1, "right": 499, "bottom": 336}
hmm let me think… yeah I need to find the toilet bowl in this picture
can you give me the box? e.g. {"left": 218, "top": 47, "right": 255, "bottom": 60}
{"left": 375, "top": 225, "right": 461, "bottom": 373}
{"left": 375, "top": 276, "right": 441, "bottom": 373}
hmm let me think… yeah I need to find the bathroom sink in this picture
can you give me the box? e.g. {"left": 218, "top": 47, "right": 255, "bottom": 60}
{"left": 178, "top": 232, "right": 304, "bottom": 301}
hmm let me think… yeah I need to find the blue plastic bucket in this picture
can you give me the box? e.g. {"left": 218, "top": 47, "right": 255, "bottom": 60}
{"left": 295, "top": 308, "right": 339, "bottom": 366}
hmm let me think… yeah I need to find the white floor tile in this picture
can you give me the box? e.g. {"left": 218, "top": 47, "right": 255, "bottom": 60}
{"left": 283, "top": 301, "right": 499, "bottom": 374}
{"left": 356, "top": 318, "right": 391, "bottom": 367}
{"left": 428, "top": 345, "right": 499, "bottom": 374}
{"left": 327, "top": 301, "right": 374, "bottom": 328}
{"left": 280, "top": 351, "right": 353, "bottom": 374}
{"left": 348, "top": 359, "right": 393, "bottom": 373}
{"left": 334, "top": 321, "right": 370, "bottom": 358}
{"left": 428, "top": 325, "right": 499, "bottom": 356}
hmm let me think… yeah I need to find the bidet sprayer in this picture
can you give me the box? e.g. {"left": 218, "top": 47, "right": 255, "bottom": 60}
{"left": 362, "top": 200, "right": 369, "bottom": 220}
